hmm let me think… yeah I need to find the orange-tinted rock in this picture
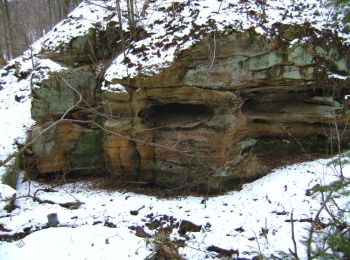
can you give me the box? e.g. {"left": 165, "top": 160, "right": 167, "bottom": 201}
{"left": 31, "top": 122, "right": 104, "bottom": 174}
{"left": 28, "top": 29, "right": 350, "bottom": 192}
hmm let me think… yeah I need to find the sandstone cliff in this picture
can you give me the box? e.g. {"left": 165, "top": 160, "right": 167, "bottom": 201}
{"left": 2, "top": 0, "right": 350, "bottom": 192}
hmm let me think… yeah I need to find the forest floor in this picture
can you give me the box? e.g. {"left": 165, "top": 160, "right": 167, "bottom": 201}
{"left": 0, "top": 156, "right": 349, "bottom": 259}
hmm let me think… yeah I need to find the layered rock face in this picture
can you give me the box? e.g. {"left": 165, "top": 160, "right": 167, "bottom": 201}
{"left": 28, "top": 28, "right": 350, "bottom": 192}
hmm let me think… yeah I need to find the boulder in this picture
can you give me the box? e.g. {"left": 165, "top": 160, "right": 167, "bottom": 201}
{"left": 31, "top": 67, "right": 97, "bottom": 122}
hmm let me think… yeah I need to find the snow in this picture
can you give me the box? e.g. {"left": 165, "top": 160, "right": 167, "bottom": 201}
{"left": 1, "top": 226, "right": 149, "bottom": 260}
{"left": 101, "top": 82, "right": 127, "bottom": 93}
{"left": 0, "top": 159, "right": 349, "bottom": 259}
{"left": 104, "top": 0, "right": 348, "bottom": 81}
{"left": 1, "top": 0, "right": 347, "bottom": 92}
{"left": 0, "top": 57, "right": 67, "bottom": 168}
{"left": 329, "top": 72, "right": 349, "bottom": 80}
{"left": 35, "top": 1, "right": 117, "bottom": 53}
{"left": 0, "top": 66, "right": 33, "bottom": 183}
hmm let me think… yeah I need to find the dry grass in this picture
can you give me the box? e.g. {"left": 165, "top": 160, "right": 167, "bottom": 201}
{"left": 147, "top": 230, "right": 183, "bottom": 260}
{"left": 239, "top": 154, "right": 267, "bottom": 180}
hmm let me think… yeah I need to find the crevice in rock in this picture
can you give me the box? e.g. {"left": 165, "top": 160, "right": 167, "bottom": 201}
{"left": 138, "top": 103, "right": 213, "bottom": 128}
{"left": 251, "top": 134, "right": 338, "bottom": 174}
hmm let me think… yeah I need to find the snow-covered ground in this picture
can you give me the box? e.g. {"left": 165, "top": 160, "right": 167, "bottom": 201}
{"left": 0, "top": 159, "right": 349, "bottom": 259}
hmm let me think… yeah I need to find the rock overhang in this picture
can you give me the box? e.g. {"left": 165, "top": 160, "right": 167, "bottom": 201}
{"left": 26, "top": 28, "right": 350, "bottom": 192}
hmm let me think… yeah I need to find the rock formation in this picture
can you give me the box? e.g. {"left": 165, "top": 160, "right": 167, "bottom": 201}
{"left": 10, "top": 1, "right": 350, "bottom": 192}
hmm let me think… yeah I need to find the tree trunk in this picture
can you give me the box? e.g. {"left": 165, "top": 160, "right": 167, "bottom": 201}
{"left": 141, "top": 0, "right": 150, "bottom": 17}
{"left": 127, "top": 0, "right": 136, "bottom": 34}
{"left": 0, "top": 0, "right": 81, "bottom": 59}
{"left": 1, "top": 0, "right": 14, "bottom": 59}
{"left": 0, "top": 46, "right": 5, "bottom": 67}
{"left": 48, "top": 0, "right": 53, "bottom": 25}
{"left": 116, "top": 0, "right": 124, "bottom": 44}
{"left": 62, "top": 0, "right": 70, "bottom": 17}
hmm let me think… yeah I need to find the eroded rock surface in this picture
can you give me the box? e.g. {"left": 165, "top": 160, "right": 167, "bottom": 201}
{"left": 24, "top": 23, "right": 350, "bottom": 192}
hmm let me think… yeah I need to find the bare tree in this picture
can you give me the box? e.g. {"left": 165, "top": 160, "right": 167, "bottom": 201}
{"left": 0, "top": 49, "right": 4, "bottom": 67}
{"left": 0, "top": 0, "right": 14, "bottom": 59}
{"left": 59, "top": 0, "right": 70, "bottom": 20}
{"left": 126, "top": 0, "right": 136, "bottom": 33}
{"left": 0, "top": 0, "right": 82, "bottom": 60}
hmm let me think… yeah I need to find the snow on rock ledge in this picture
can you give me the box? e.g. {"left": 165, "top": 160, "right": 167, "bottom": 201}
{"left": 105, "top": 0, "right": 348, "bottom": 80}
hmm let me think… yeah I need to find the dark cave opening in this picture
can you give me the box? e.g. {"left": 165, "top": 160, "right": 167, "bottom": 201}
{"left": 138, "top": 103, "right": 214, "bottom": 128}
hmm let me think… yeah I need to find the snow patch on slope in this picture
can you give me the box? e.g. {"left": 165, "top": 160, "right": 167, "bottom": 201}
{"left": 0, "top": 54, "right": 68, "bottom": 184}
{"left": 0, "top": 159, "right": 349, "bottom": 259}
{"left": 104, "top": 0, "right": 345, "bottom": 81}
{"left": 36, "top": 0, "right": 116, "bottom": 53}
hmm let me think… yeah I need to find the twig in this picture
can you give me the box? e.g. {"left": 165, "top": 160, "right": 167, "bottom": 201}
{"left": 307, "top": 190, "right": 334, "bottom": 259}
{"left": 288, "top": 211, "right": 299, "bottom": 259}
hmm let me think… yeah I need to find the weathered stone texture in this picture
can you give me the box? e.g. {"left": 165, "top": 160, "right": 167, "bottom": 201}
{"left": 28, "top": 29, "right": 350, "bottom": 192}
{"left": 32, "top": 68, "right": 97, "bottom": 122}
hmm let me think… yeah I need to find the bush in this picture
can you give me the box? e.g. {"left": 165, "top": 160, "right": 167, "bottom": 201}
{"left": 146, "top": 231, "right": 183, "bottom": 260}
{"left": 240, "top": 154, "right": 267, "bottom": 180}
{"left": 305, "top": 176, "right": 350, "bottom": 259}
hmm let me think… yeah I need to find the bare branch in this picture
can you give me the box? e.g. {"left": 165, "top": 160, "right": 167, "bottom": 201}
{"left": 289, "top": 211, "right": 299, "bottom": 259}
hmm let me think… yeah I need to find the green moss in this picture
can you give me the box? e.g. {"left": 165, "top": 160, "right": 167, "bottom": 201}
{"left": 31, "top": 126, "right": 56, "bottom": 155}
{"left": 315, "top": 47, "right": 349, "bottom": 74}
{"left": 2, "top": 154, "right": 20, "bottom": 189}
{"left": 335, "top": 57, "right": 349, "bottom": 73}
{"left": 70, "top": 129, "right": 104, "bottom": 169}
{"left": 281, "top": 24, "right": 299, "bottom": 41}
{"left": 272, "top": 65, "right": 314, "bottom": 80}
{"left": 154, "top": 172, "right": 187, "bottom": 188}
{"left": 315, "top": 46, "right": 327, "bottom": 56}
{"left": 212, "top": 165, "right": 232, "bottom": 177}
{"left": 154, "top": 161, "right": 191, "bottom": 187}
{"left": 31, "top": 80, "right": 76, "bottom": 119}
{"left": 288, "top": 46, "right": 314, "bottom": 66}
{"left": 2, "top": 154, "right": 20, "bottom": 213}
{"left": 153, "top": 161, "right": 244, "bottom": 193}
{"left": 67, "top": 28, "right": 96, "bottom": 64}
{"left": 72, "top": 34, "right": 92, "bottom": 54}
{"left": 95, "top": 21, "right": 122, "bottom": 59}
{"left": 31, "top": 69, "right": 97, "bottom": 120}
{"left": 246, "top": 51, "right": 283, "bottom": 71}
{"left": 3, "top": 195, "right": 16, "bottom": 213}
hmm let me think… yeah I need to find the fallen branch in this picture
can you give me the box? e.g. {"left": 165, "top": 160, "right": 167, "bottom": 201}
{"left": 207, "top": 245, "right": 239, "bottom": 258}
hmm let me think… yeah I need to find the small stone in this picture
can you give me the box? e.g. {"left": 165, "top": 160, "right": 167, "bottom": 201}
{"left": 47, "top": 213, "right": 59, "bottom": 226}
{"left": 130, "top": 210, "right": 139, "bottom": 216}
{"left": 234, "top": 226, "right": 245, "bottom": 233}
{"left": 178, "top": 220, "right": 201, "bottom": 235}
